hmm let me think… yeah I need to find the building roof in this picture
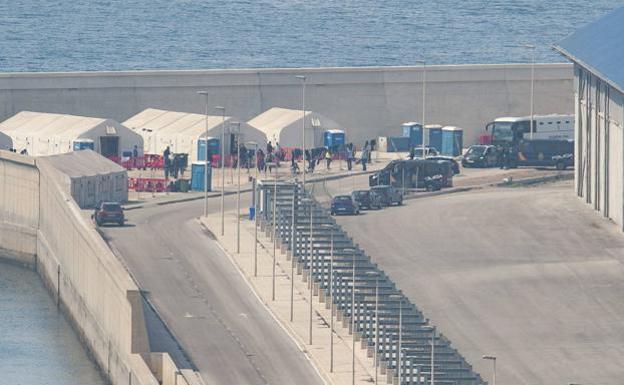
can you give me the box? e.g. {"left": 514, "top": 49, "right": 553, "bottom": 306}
{"left": 41, "top": 149, "right": 125, "bottom": 178}
{"left": 0, "top": 111, "right": 111, "bottom": 138}
{"left": 123, "top": 108, "right": 229, "bottom": 138}
{"left": 553, "top": 6, "right": 624, "bottom": 93}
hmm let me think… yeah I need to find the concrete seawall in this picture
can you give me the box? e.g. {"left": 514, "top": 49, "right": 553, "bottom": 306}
{"left": 0, "top": 150, "right": 193, "bottom": 385}
{"left": 0, "top": 63, "right": 573, "bottom": 145}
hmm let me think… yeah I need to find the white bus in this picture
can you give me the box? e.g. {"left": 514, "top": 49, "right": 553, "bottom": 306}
{"left": 486, "top": 114, "right": 574, "bottom": 146}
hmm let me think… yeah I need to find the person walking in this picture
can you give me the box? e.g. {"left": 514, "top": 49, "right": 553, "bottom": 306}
{"left": 325, "top": 148, "right": 332, "bottom": 170}
{"left": 361, "top": 146, "right": 369, "bottom": 171}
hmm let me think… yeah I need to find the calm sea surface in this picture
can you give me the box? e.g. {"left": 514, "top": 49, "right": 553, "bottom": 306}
{"left": 0, "top": 262, "right": 105, "bottom": 385}
{"left": 0, "top": 0, "right": 622, "bottom": 72}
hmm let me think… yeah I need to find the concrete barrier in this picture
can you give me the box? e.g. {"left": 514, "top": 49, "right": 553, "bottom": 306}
{"left": 0, "top": 150, "right": 192, "bottom": 385}
{"left": 0, "top": 63, "right": 573, "bottom": 145}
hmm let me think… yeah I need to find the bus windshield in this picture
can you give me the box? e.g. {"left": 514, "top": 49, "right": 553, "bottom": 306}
{"left": 492, "top": 122, "right": 514, "bottom": 142}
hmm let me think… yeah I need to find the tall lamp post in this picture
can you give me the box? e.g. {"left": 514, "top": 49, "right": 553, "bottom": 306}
{"left": 267, "top": 162, "right": 278, "bottom": 301}
{"left": 524, "top": 44, "right": 536, "bottom": 140}
{"left": 295, "top": 75, "right": 306, "bottom": 191}
{"left": 246, "top": 141, "right": 259, "bottom": 275}
{"left": 301, "top": 197, "right": 314, "bottom": 345}
{"left": 350, "top": 249, "right": 357, "bottom": 385}
{"left": 364, "top": 271, "right": 380, "bottom": 384}
{"left": 197, "top": 91, "right": 210, "bottom": 218}
{"left": 215, "top": 106, "right": 227, "bottom": 236}
{"left": 414, "top": 60, "right": 427, "bottom": 158}
{"left": 231, "top": 122, "right": 241, "bottom": 253}
{"left": 482, "top": 355, "right": 496, "bottom": 385}
{"left": 320, "top": 223, "right": 336, "bottom": 372}
{"left": 290, "top": 180, "right": 298, "bottom": 322}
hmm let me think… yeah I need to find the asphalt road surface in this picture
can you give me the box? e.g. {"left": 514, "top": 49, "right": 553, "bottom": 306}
{"left": 335, "top": 181, "right": 624, "bottom": 385}
{"left": 101, "top": 196, "right": 322, "bottom": 385}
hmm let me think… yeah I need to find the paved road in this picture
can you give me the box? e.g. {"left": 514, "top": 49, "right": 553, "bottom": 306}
{"left": 335, "top": 181, "right": 624, "bottom": 385}
{"left": 101, "top": 197, "right": 322, "bottom": 385}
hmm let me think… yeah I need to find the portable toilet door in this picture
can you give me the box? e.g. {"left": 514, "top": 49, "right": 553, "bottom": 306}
{"left": 425, "top": 125, "right": 443, "bottom": 152}
{"left": 441, "top": 126, "right": 463, "bottom": 156}
{"left": 197, "top": 137, "right": 220, "bottom": 161}
{"left": 402, "top": 122, "right": 423, "bottom": 148}
{"left": 191, "top": 161, "right": 212, "bottom": 191}
{"left": 323, "top": 129, "right": 345, "bottom": 151}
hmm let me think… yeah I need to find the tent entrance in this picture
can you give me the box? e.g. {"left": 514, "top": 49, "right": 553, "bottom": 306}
{"left": 100, "top": 136, "right": 119, "bottom": 158}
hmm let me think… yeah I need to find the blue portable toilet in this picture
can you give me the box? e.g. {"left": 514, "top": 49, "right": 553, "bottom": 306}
{"left": 441, "top": 126, "right": 463, "bottom": 156}
{"left": 191, "top": 162, "right": 212, "bottom": 191}
{"left": 197, "top": 137, "right": 220, "bottom": 161}
{"left": 426, "top": 125, "right": 443, "bottom": 152}
{"left": 402, "top": 122, "right": 423, "bottom": 147}
{"left": 73, "top": 138, "right": 95, "bottom": 151}
{"left": 323, "top": 129, "right": 345, "bottom": 151}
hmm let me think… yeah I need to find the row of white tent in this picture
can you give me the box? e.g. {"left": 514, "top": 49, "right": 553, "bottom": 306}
{"left": 0, "top": 107, "right": 344, "bottom": 160}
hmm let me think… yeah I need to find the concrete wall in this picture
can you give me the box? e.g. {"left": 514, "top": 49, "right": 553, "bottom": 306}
{"left": 0, "top": 150, "right": 190, "bottom": 385}
{"left": 0, "top": 151, "right": 38, "bottom": 265}
{"left": 574, "top": 65, "right": 624, "bottom": 229}
{"left": 0, "top": 64, "right": 573, "bottom": 147}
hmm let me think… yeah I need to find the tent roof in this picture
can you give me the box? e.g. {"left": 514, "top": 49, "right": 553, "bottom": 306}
{"left": 0, "top": 111, "right": 113, "bottom": 138}
{"left": 123, "top": 108, "right": 232, "bottom": 138}
{"left": 247, "top": 107, "right": 316, "bottom": 143}
{"left": 41, "top": 149, "right": 125, "bottom": 178}
{"left": 554, "top": 6, "right": 624, "bottom": 94}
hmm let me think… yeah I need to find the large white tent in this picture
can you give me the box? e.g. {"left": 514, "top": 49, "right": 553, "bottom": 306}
{"left": 0, "top": 111, "right": 143, "bottom": 158}
{"left": 123, "top": 108, "right": 267, "bottom": 160}
{"left": 247, "top": 107, "right": 344, "bottom": 148}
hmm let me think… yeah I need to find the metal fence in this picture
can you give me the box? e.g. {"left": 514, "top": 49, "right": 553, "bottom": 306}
{"left": 258, "top": 180, "right": 486, "bottom": 385}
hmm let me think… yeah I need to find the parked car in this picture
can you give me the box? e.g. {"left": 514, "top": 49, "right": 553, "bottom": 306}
{"left": 427, "top": 156, "right": 461, "bottom": 174}
{"left": 424, "top": 175, "right": 444, "bottom": 191}
{"left": 552, "top": 153, "right": 574, "bottom": 170}
{"left": 93, "top": 202, "right": 125, "bottom": 226}
{"left": 351, "top": 190, "right": 382, "bottom": 210}
{"left": 462, "top": 145, "right": 499, "bottom": 168}
{"left": 370, "top": 185, "right": 403, "bottom": 207}
{"left": 410, "top": 146, "right": 439, "bottom": 158}
{"left": 330, "top": 195, "right": 360, "bottom": 215}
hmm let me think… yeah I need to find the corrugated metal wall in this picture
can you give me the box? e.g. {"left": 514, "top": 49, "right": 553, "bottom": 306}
{"left": 575, "top": 65, "right": 624, "bottom": 228}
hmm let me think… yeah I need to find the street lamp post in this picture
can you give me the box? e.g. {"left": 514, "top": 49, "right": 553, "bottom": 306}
{"left": 300, "top": 197, "right": 314, "bottom": 345}
{"left": 414, "top": 60, "right": 427, "bottom": 159}
{"left": 245, "top": 142, "right": 259, "bottom": 277}
{"left": 524, "top": 44, "right": 536, "bottom": 140}
{"left": 290, "top": 180, "right": 297, "bottom": 322}
{"left": 232, "top": 122, "right": 241, "bottom": 253}
{"left": 215, "top": 106, "right": 226, "bottom": 236}
{"left": 197, "top": 91, "right": 210, "bottom": 218}
{"left": 351, "top": 251, "right": 357, "bottom": 385}
{"left": 431, "top": 328, "right": 436, "bottom": 385}
{"left": 321, "top": 223, "right": 336, "bottom": 372}
{"left": 482, "top": 355, "right": 496, "bottom": 385}
{"left": 267, "top": 161, "right": 278, "bottom": 301}
{"left": 295, "top": 75, "right": 306, "bottom": 191}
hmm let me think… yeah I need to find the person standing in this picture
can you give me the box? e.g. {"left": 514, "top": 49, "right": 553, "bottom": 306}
{"left": 325, "top": 148, "right": 332, "bottom": 170}
{"left": 346, "top": 143, "right": 354, "bottom": 171}
{"left": 133, "top": 145, "right": 139, "bottom": 169}
{"left": 361, "top": 146, "right": 369, "bottom": 171}
{"left": 163, "top": 146, "right": 171, "bottom": 179}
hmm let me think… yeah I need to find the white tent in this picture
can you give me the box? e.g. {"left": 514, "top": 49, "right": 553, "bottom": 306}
{"left": 0, "top": 111, "right": 143, "bottom": 158}
{"left": 247, "top": 107, "right": 344, "bottom": 148}
{"left": 38, "top": 150, "right": 128, "bottom": 209}
{"left": 0, "top": 131, "right": 11, "bottom": 150}
{"left": 123, "top": 108, "right": 268, "bottom": 160}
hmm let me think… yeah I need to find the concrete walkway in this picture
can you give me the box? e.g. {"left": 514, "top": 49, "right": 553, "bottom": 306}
{"left": 200, "top": 212, "right": 382, "bottom": 385}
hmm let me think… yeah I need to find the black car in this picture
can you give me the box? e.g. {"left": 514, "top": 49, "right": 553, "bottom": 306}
{"left": 462, "top": 145, "right": 499, "bottom": 168}
{"left": 330, "top": 195, "right": 360, "bottom": 215}
{"left": 351, "top": 190, "right": 382, "bottom": 210}
{"left": 427, "top": 156, "right": 461, "bottom": 174}
{"left": 370, "top": 185, "right": 403, "bottom": 207}
{"left": 93, "top": 202, "right": 125, "bottom": 226}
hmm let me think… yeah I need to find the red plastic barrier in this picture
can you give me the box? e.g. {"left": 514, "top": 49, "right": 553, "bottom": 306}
{"left": 128, "top": 177, "right": 169, "bottom": 192}
{"left": 478, "top": 134, "right": 492, "bottom": 145}
{"left": 144, "top": 154, "right": 164, "bottom": 169}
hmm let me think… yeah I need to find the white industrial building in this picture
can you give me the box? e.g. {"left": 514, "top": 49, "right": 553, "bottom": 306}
{"left": 0, "top": 111, "right": 143, "bottom": 158}
{"left": 38, "top": 150, "right": 128, "bottom": 208}
{"left": 554, "top": 6, "right": 624, "bottom": 229}
{"left": 123, "top": 108, "right": 267, "bottom": 160}
{"left": 247, "top": 107, "right": 344, "bottom": 148}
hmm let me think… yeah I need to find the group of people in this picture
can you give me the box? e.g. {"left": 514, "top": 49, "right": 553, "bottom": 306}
{"left": 162, "top": 146, "right": 187, "bottom": 179}
{"left": 6, "top": 147, "right": 27, "bottom": 155}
